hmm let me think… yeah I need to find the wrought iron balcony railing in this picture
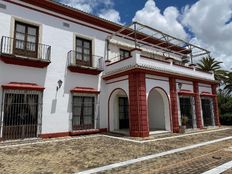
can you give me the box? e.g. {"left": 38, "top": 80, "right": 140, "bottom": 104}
{"left": 0, "top": 36, "right": 51, "bottom": 61}
{"left": 67, "top": 50, "right": 104, "bottom": 71}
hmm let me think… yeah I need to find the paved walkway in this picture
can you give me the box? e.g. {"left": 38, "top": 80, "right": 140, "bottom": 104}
{"left": 0, "top": 127, "right": 231, "bottom": 174}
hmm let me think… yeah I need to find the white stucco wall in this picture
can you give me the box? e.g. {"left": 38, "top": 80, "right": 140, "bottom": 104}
{"left": 146, "top": 75, "right": 171, "bottom": 131}
{"left": 106, "top": 79, "right": 129, "bottom": 131}
{"left": 176, "top": 79, "right": 193, "bottom": 92}
{"left": 199, "top": 83, "right": 212, "bottom": 94}
{"left": 0, "top": 1, "right": 108, "bottom": 134}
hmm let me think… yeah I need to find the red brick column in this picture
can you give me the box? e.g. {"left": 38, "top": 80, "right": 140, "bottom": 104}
{"left": 193, "top": 82, "right": 203, "bottom": 128}
{"left": 212, "top": 84, "right": 220, "bottom": 126}
{"left": 169, "top": 77, "right": 179, "bottom": 133}
{"left": 128, "top": 72, "right": 149, "bottom": 137}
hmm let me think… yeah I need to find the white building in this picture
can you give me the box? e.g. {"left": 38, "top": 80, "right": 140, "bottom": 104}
{"left": 0, "top": 0, "right": 220, "bottom": 140}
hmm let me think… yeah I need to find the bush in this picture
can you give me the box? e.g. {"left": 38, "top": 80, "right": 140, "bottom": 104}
{"left": 220, "top": 113, "right": 232, "bottom": 125}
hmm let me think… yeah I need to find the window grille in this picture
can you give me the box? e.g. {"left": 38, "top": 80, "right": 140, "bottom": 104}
{"left": 0, "top": 89, "right": 43, "bottom": 140}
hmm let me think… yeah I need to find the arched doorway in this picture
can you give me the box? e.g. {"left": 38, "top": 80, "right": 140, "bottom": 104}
{"left": 108, "top": 88, "right": 129, "bottom": 133}
{"left": 148, "top": 87, "right": 171, "bottom": 131}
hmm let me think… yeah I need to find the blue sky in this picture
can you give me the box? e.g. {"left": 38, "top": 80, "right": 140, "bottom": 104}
{"left": 58, "top": 0, "right": 232, "bottom": 69}
{"left": 112, "top": 0, "right": 198, "bottom": 24}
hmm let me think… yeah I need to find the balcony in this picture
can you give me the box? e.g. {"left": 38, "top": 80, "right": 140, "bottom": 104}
{"left": 104, "top": 49, "right": 215, "bottom": 81}
{"left": 67, "top": 50, "right": 104, "bottom": 75}
{"left": 0, "top": 36, "right": 51, "bottom": 68}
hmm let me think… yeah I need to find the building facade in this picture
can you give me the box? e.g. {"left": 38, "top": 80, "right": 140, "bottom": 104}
{"left": 0, "top": 0, "right": 220, "bottom": 140}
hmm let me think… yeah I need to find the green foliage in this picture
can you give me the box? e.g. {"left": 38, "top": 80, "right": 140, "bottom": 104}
{"left": 220, "top": 113, "right": 232, "bottom": 125}
{"left": 197, "top": 56, "right": 228, "bottom": 83}
{"left": 224, "top": 72, "right": 232, "bottom": 95}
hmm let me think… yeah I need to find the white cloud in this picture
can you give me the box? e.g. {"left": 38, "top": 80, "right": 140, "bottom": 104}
{"left": 133, "top": 0, "right": 188, "bottom": 40}
{"left": 59, "top": 0, "right": 113, "bottom": 13}
{"left": 98, "top": 9, "right": 123, "bottom": 24}
{"left": 182, "top": 0, "right": 232, "bottom": 69}
{"left": 58, "top": 0, "right": 123, "bottom": 24}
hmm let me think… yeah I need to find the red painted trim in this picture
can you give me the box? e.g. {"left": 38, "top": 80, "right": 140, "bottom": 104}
{"left": 106, "top": 78, "right": 128, "bottom": 85}
{"left": 178, "top": 90, "right": 196, "bottom": 96}
{"left": 141, "top": 56, "right": 170, "bottom": 64}
{"left": 70, "top": 129, "right": 100, "bottom": 136}
{"left": 39, "top": 128, "right": 107, "bottom": 138}
{"left": 193, "top": 82, "right": 203, "bottom": 129}
{"left": 169, "top": 77, "right": 179, "bottom": 133}
{"left": 0, "top": 55, "right": 50, "bottom": 68}
{"left": 39, "top": 132, "right": 70, "bottom": 138}
{"left": 200, "top": 92, "right": 216, "bottom": 97}
{"left": 2, "top": 82, "right": 45, "bottom": 91}
{"left": 6, "top": 0, "right": 190, "bottom": 54}
{"left": 106, "top": 56, "right": 132, "bottom": 66}
{"left": 129, "top": 72, "right": 149, "bottom": 137}
{"left": 68, "top": 66, "right": 102, "bottom": 75}
{"left": 107, "top": 88, "right": 128, "bottom": 132}
{"left": 103, "top": 68, "right": 217, "bottom": 85}
{"left": 71, "top": 87, "right": 100, "bottom": 94}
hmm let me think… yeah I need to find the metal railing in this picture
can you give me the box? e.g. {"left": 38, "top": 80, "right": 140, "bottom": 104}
{"left": 67, "top": 50, "right": 104, "bottom": 70}
{"left": 0, "top": 36, "right": 51, "bottom": 61}
{"left": 107, "top": 54, "right": 132, "bottom": 65}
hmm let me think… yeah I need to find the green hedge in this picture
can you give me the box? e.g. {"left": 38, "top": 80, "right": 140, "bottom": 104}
{"left": 220, "top": 113, "right": 232, "bottom": 125}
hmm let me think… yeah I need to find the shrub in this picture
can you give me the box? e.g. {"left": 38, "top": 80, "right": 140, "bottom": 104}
{"left": 220, "top": 113, "right": 232, "bottom": 125}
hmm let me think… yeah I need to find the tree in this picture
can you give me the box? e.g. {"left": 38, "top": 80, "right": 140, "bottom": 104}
{"left": 197, "top": 56, "right": 227, "bottom": 83}
{"left": 224, "top": 72, "right": 232, "bottom": 95}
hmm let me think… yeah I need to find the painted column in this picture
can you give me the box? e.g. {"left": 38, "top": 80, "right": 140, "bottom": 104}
{"left": 128, "top": 71, "right": 149, "bottom": 137}
{"left": 211, "top": 84, "right": 220, "bottom": 126}
{"left": 193, "top": 82, "right": 203, "bottom": 128}
{"left": 169, "top": 77, "right": 179, "bottom": 133}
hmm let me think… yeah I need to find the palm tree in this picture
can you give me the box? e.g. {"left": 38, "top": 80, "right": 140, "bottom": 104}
{"left": 197, "top": 56, "right": 227, "bottom": 83}
{"left": 224, "top": 72, "right": 232, "bottom": 95}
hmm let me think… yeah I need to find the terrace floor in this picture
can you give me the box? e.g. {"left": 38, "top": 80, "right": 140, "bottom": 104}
{"left": 0, "top": 126, "right": 231, "bottom": 174}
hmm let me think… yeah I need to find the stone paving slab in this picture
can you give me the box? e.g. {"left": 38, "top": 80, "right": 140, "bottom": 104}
{"left": 0, "top": 128, "right": 231, "bottom": 174}
{"left": 101, "top": 141, "right": 232, "bottom": 174}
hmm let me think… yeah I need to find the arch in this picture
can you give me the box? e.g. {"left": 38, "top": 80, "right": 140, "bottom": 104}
{"left": 108, "top": 88, "right": 129, "bottom": 132}
{"left": 148, "top": 87, "right": 171, "bottom": 131}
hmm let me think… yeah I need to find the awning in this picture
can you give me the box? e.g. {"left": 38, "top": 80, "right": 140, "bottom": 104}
{"left": 2, "top": 82, "right": 45, "bottom": 91}
{"left": 200, "top": 92, "right": 216, "bottom": 97}
{"left": 178, "top": 90, "right": 196, "bottom": 96}
{"left": 71, "top": 87, "right": 100, "bottom": 94}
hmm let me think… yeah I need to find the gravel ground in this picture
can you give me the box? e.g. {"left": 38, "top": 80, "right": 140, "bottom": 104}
{"left": 0, "top": 127, "right": 231, "bottom": 174}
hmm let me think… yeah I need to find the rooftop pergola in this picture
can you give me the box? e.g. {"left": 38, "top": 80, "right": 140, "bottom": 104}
{"left": 107, "top": 22, "right": 210, "bottom": 64}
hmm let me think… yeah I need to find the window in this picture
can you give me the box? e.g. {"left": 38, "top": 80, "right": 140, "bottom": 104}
{"left": 72, "top": 96, "right": 95, "bottom": 130}
{"left": 201, "top": 98, "right": 214, "bottom": 126}
{"left": 76, "top": 37, "right": 92, "bottom": 66}
{"left": 14, "top": 21, "right": 39, "bottom": 58}
{"left": 118, "top": 97, "right": 129, "bottom": 129}
{"left": 2, "top": 90, "right": 42, "bottom": 140}
{"left": 120, "top": 49, "right": 130, "bottom": 60}
{"left": 179, "top": 97, "right": 193, "bottom": 128}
